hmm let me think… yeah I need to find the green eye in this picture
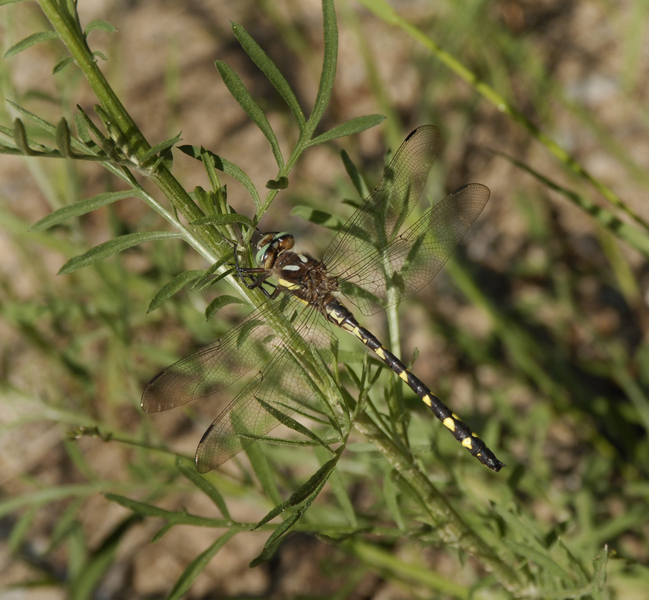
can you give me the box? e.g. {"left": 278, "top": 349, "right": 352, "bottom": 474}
{"left": 255, "top": 244, "right": 270, "bottom": 266}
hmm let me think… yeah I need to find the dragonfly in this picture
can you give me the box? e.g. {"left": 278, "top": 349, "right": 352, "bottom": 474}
{"left": 142, "top": 125, "right": 504, "bottom": 473}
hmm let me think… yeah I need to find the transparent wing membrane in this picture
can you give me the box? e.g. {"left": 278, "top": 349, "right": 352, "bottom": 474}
{"left": 337, "top": 183, "right": 490, "bottom": 315}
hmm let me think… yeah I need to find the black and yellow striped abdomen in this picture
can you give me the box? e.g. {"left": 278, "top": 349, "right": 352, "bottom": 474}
{"left": 324, "top": 299, "right": 504, "bottom": 472}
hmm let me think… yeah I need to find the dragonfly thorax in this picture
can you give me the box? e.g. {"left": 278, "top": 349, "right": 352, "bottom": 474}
{"left": 252, "top": 231, "right": 339, "bottom": 306}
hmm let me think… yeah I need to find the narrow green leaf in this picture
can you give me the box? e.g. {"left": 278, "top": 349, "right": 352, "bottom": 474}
{"left": 84, "top": 19, "right": 117, "bottom": 35}
{"left": 176, "top": 457, "right": 232, "bottom": 520}
{"left": 192, "top": 255, "right": 232, "bottom": 291}
{"left": 56, "top": 118, "right": 75, "bottom": 158}
{"left": 31, "top": 191, "right": 140, "bottom": 231}
{"left": 255, "top": 397, "right": 330, "bottom": 448}
{"left": 3, "top": 31, "right": 60, "bottom": 59}
{"left": 192, "top": 213, "right": 255, "bottom": 229}
{"left": 321, "top": 448, "right": 357, "bottom": 527}
{"left": 205, "top": 294, "right": 246, "bottom": 321}
{"left": 244, "top": 441, "right": 283, "bottom": 506}
{"left": 59, "top": 231, "right": 181, "bottom": 275}
{"left": 104, "top": 494, "right": 179, "bottom": 519}
{"left": 341, "top": 150, "right": 370, "bottom": 200}
{"left": 53, "top": 56, "right": 75, "bottom": 74}
{"left": 260, "top": 467, "right": 333, "bottom": 548}
{"left": 291, "top": 205, "right": 342, "bottom": 230}
{"left": 231, "top": 21, "right": 305, "bottom": 130}
{"left": 71, "top": 515, "right": 140, "bottom": 600}
{"left": 8, "top": 505, "right": 39, "bottom": 552}
{"left": 504, "top": 540, "right": 574, "bottom": 585}
{"left": 92, "top": 50, "right": 107, "bottom": 62}
{"left": 179, "top": 145, "right": 261, "bottom": 209}
{"left": 498, "top": 150, "right": 649, "bottom": 259}
{"left": 147, "top": 270, "right": 204, "bottom": 313}
{"left": 8, "top": 100, "right": 57, "bottom": 136}
{"left": 264, "top": 508, "right": 303, "bottom": 547}
{"left": 199, "top": 146, "right": 222, "bottom": 193}
{"left": 139, "top": 132, "right": 182, "bottom": 165}
{"left": 0, "top": 0, "right": 30, "bottom": 5}
{"left": 249, "top": 538, "right": 282, "bottom": 568}
{"left": 308, "top": 114, "right": 385, "bottom": 147}
{"left": 253, "top": 498, "right": 291, "bottom": 530}
{"left": 151, "top": 523, "right": 174, "bottom": 543}
{"left": 383, "top": 471, "right": 405, "bottom": 530}
{"left": 286, "top": 454, "right": 338, "bottom": 506}
{"left": 13, "top": 119, "right": 33, "bottom": 155}
{"left": 166, "top": 531, "right": 238, "bottom": 600}
{"left": 75, "top": 105, "right": 109, "bottom": 147}
{"left": 215, "top": 60, "right": 284, "bottom": 168}
{"left": 307, "top": 0, "right": 338, "bottom": 130}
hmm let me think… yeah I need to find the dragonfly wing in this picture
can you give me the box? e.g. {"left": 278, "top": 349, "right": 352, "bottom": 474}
{"left": 324, "top": 125, "right": 440, "bottom": 276}
{"left": 195, "top": 306, "right": 332, "bottom": 472}
{"left": 141, "top": 294, "right": 301, "bottom": 413}
{"left": 339, "top": 183, "right": 490, "bottom": 315}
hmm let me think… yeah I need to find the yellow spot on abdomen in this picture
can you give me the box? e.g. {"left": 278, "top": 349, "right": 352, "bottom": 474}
{"left": 462, "top": 438, "right": 474, "bottom": 449}
{"left": 375, "top": 347, "right": 386, "bottom": 360}
{"left": 398, "top": 371, "right": 409, "bottom": 382}
{"left": 421, "top": 395, "right": 432, "bottom": 407}
{"left": 443, "top": 417, "right": 456, "bottom": 432}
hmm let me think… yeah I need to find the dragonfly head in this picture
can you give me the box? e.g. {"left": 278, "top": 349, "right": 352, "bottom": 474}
{"left": 255, "top": 232, "right": 295, "bottom": 269}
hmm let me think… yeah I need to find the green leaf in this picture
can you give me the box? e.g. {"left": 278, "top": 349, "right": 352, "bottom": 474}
{"left": 191, "top": 213, "right": 255, "bottom": 229}
{"left": 249, "top": 538, "right": 282, "bottom": 568}
{"left": 291, "top": 205, "right": 342, "bottom": 230}
{"left": 166, "top": 531, "right": 238, "bottom": 600}
{"left": 7, "top": 100, "right": 57, "bottom": 136}
{"left": 383, "top": 471, "right": 405, "bottom": 530}
{"left": 104, "top": 494, "right": 179, "bottom": 519}
{"left": 498, "top": 150, "right": 649, "bottom": 259}
{"left": 254, "top": 397, "right": 331, "bottom": 449}
{"left": 307, "top": 0, "right": 338, "bottom": 131}
{"left": 31, "top": 191, "right": 140, "bottom": 231}
{"left": 320, "top": 448, "right": 357, "bottom": 527}
{"left": 215, "top": 60, "right": 284, "bottom": 168}
{"left": 255, "top": 456, "right": 337, "bottom": 543}
{"left": 308, "top": 114, "right": 385, "bottom": 147}
{"left": 56, "top": 118, "right": 75, "bottom": 158}
{"left": 84, "top": 19, "right": 117, "bottom": 35}
{"left": 12, "top": 118, "right": 33, "bottom": 155}
{"left": 341, "top": 149, "right": 370, "bottom": 199}
{"left": 92, "top": 50, "right": 107, "bottom": 62}
{"left": 53, "top": 56, "right": 75, "bottom": 74}
{"left": 0, "top": 0, "right": 31, "bottom": 5}
{"left": 285, "top": 454, "right": 338, "bottom": 506}
{"left": 59, "top": 231, "right": 181, "bottom": 275}
{"left": 139, "top": 132, "right": 182, "bottom": 166}
{"left": 192, "top": 255, "right": 233, "bottom": 291}
{"left": 147, "top": 270, "right": 204, "bottom": 313}
{"left": 176, "top": 457, "right": 231, "bottom": 520}
{"left": 231, "top": 21, "right": 305, "bottom": 130}
{"left": 70, "top": 515, "right": 140, "bottom": 600}
{"left": 3, "top": 31, "right": 60, "bottom": 59}
{"left": 178, "top": 145, "right": 261, "bottom": 209}
{"left": 264, "top": 508, "right": 303, "bottom": 547}
{"left": 205, "top": 294, "right": 246, "bottom": 321}
{"left": 244, "top": 441, "right": 283, "bottom": 506}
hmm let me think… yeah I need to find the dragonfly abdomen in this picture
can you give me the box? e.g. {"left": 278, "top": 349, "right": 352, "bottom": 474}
{"left": 324, "top": 299, "right": 504, "bottom": 472}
